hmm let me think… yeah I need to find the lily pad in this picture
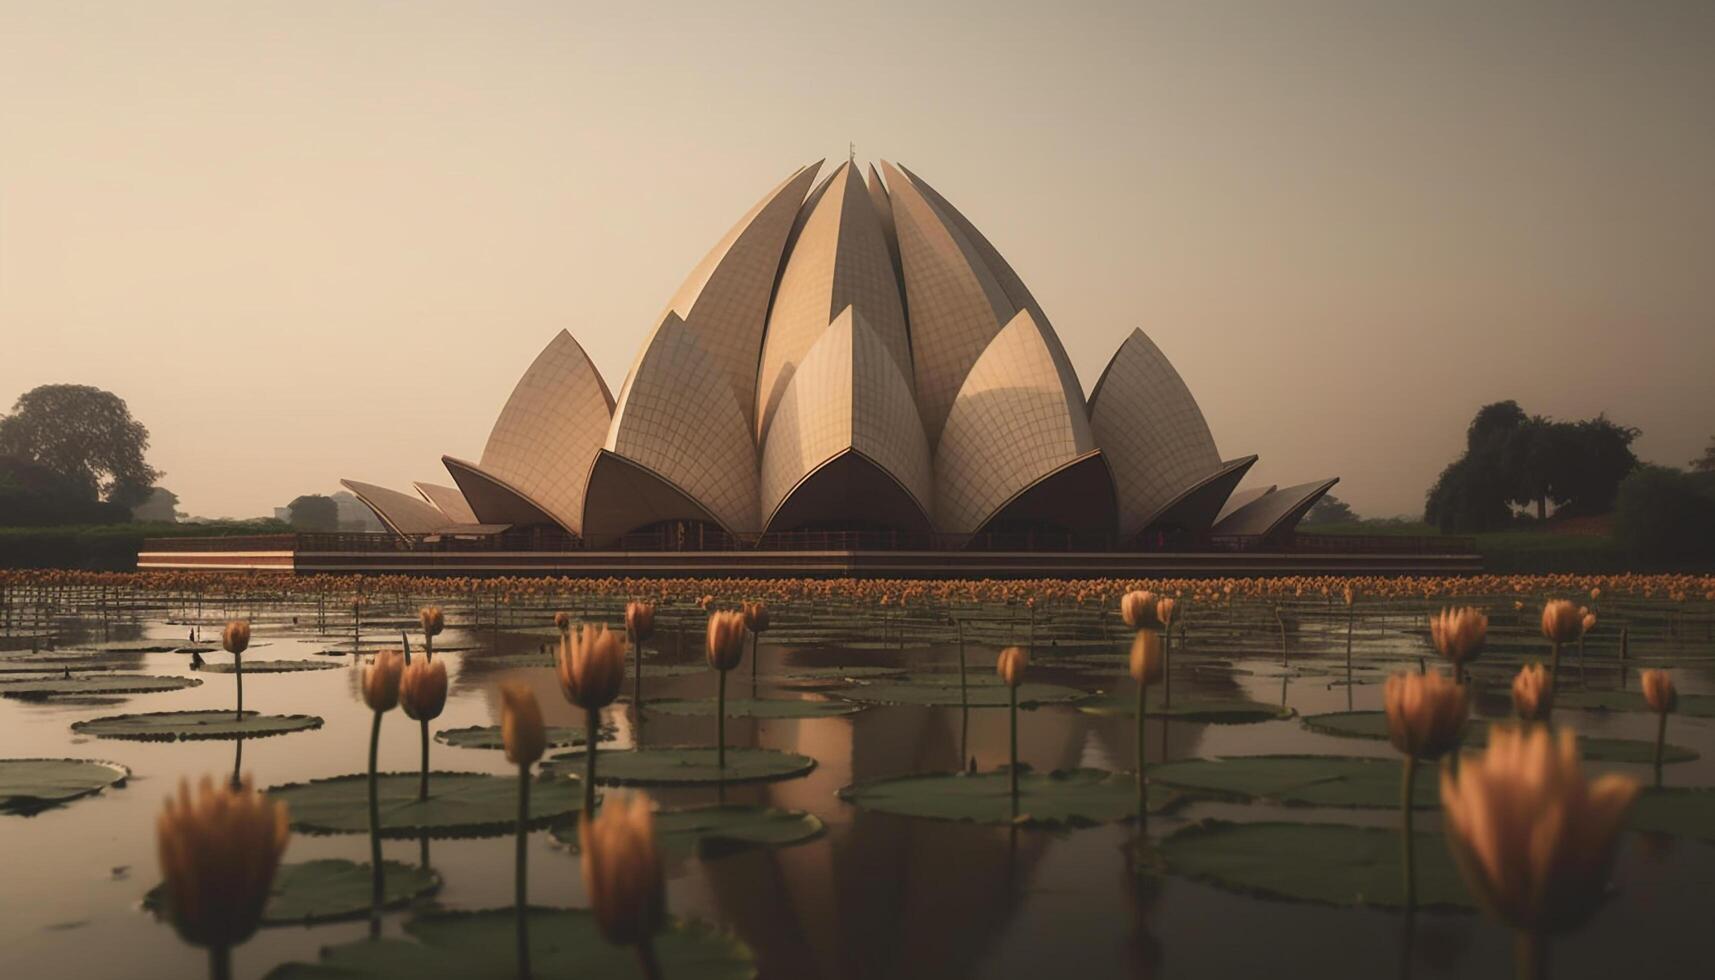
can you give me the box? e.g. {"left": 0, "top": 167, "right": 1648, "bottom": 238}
{"left": 781, "top": 666, "right": 907, "bottom": 681}
{"left": 1158, "top": 820, "right": 1473, "bottom": 910}
{"left": 0, "top": 674, "right": 202, "bottom": 698}
{"left": 1076, "top": 691, "right": 1294, "bottom": 724}
{"left": 1628, "top": 787, "right": 1715, "bottom": 841}
{"left": 267, "top": 771, "right": 582, "bottom": 838}
{"left": 437, "top": 724, "right": 613, "bottom": 751}
{"left": 193, "top": 660, "right": 341, "bottom": 674}
{"left": 0, "top": 758, "right": 130, "bottom": 815}
{"left": 838, "top": 681, "right": 1086, "bottom": 708}
{"left": 1149, "top": 755, "right": 1439, "bottom": 809}
{"left": 146, "top": 859, "right": 440, "bottom": 925}
{"left": 545, "top": 747, "right": 815, "bottom": 786}
{"left": 838, "top": 767, "right": 1176, "bottom": 826}
{"left": 551, "top": 803, "right": 823, "bottom": 860}
{"left": 71, "top": 710, "right": 324, "bottom": 742}
{"left": 643, "top": 698, "right": 865, "bottom": 719}
{"left": 1301, "top": 712, "right": 1697, "bottom": 764}
{"left": 0, "top": 655, "right": 135, "bottom": 674}
{"left": 456, "top": 653, "right": 556, "bottom": 670}
{"left": 1557, "top": 689, "right": 1715, "bottom": 719}
{"left": 264, "top": 906, "right": 754, "bottom": 979}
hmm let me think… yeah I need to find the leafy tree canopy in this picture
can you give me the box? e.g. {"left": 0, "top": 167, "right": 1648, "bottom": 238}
{"left": 1692, "top": 436, "right": 1715, "bottom": 473}
{"left": 1612, "top": 465, "right": 1715, "bottom": 563}
{"left": 287, "top": 494, "right": 340, "bottom": 532}
{"left": 1302, "top": 493, "right": 1358, "bottom": 525}
{"left": 0, "top": 385, "right": 161, "bottom": 507}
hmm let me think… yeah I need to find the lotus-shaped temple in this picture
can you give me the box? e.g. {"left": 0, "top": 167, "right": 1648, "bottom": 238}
{"left": 345, "top": 160, "right": 1336, "bottom": 551}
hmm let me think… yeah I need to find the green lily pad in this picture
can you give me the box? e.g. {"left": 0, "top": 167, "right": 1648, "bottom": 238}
{"left": 437, "top": 724, "right": 614, "bottom": 751}
{"left": 1557, "top": 689, "right": 1715, "bottom": 719}
{"left": 838, "top": 767, "right": 1176, "bottom": 826}
{"left": 0, "top": 758, "right": 130, "bottom": 815}
{"left": 781, "top": 666, "right": 907, "bottom": 681}
{"left": 1149, "top": 755, "right": 1438, "bottom": 809}
{"left": 1076, "top": 691, "right": 1294, "bottom": 724}
{"left": 193, "top": 659, "right": 341, "bottom": 674}
{"left": 456, "top": 653, "right": 557, "bottom": 670}
{"left": 545, "top": 747, "right": 816, "bottom": 786}
{"left": 266, "top": 771, "right": 582, "bottom": 838}
{"left": 838, "top": 681, "right": 1086, "bottom": 708}
{"left": 0, "top": 655, "right": 135, "bottom": 674}
{"left": 643, "top": 698, "right": 864, "bottom": 719}
{"left": 0, "top": 674, "right": 202, "bottom": 698}
{"left": 1301, "top": 712, "right": 1697, "bottom": 763}
{"left": 264, "top": 907, "right": 754, "bottom": 979}
{"left": 1158, "top": 820, "right": 1473, "bottom": 911}
{"left": 551, "top": 803, "right": 823, "bottom": 860}
{"left": 146, "top": 859, "right": 441, "bottom": 925}
{"left": 71, "top": 710, "right": 323, "bottom": 741}
{"left": 1629, "top": 787, "right": 1715, "bottom": 840}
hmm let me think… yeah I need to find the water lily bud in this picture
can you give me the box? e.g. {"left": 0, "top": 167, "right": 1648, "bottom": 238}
{"left": 1641, "top": 669, "right": 1678, "bottom": 715}
{"left": 1511, "top": 663, "right": 1552, "bottom": 722}
{"left": 1130, "top": 630, "right": 1164, "bottom": 686}
{"left": 1120, "top": 590, "right": 1159, "bottom": 630}
{"left": 557, "top": 624, "right": 626, "bottom": 710}
{"left": 625, "top": 601, "right": 656, "bottom": 645}
{"left": 1383, "top": 670, "right": 1468, "bottom": 759}
{"left": 1540, "top": 600, "right": 1581, "bottom": 644}
{"left": 580, "top": 792, "right": 665, "bottom": 948}
{"left": 1440, "top": 726, "right": 1639, "bottom": 935}
{"left": 221, "top": 620, "right": 250, "bottom": 656}
{"left": 554, "top": 611, "right": 572, "bottom": 633}
{"left": 1429, "top": 606, "right": 1488, "bottom": 666}
{"left": 400, "top": 657, "right": 448, "bottom": 721}
{"left": 1155, "top": 597, "right": 1178, "bottom": 628}
{"left": 155, "top": 775, "right": 288, "bottom": 950}
{"left": 362, "top": 650, "right": 404, "bottom": 712}
{"left": 500, "top": 682, "right": 546, "bottom": 765}
{"left": 996, "top": 646, "right": 1029, "bottom": 688}
{"left": 742, "top": 600, "right": 770, "bottom": 634}
{"left": 419, "top": 606, "right": 445, "bottom": 638}
{"left": 705, "top": 611, "right": 747, "bottom": 672}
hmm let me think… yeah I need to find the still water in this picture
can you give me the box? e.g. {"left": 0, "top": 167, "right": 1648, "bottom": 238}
{"left": 1, "top": 593, "right": 1711, "bottom": 979}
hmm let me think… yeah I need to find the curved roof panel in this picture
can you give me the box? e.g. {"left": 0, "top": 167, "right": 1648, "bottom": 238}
{"left": 660, "top": 163, "right": 821, "bottom": 419}
{"left": 972, "top": 450, "right": 1117, "bottom": 539}
{"left": 604, "top": 312, "right": 759, "bottom": 535}
{"left": 933, "top": 310, "right": 1096, "bottom": 534}
{"left": 478, "top": 330, "right": 613, "bottom": 534}
{"left": 581, "top": 450, "right": 727, "bottom": 547}
{"left": 1212, "top": 477, "right": 1340, "bottom": 539}
{"left": 759, "top": 306, "right": 932, "bottom": 531}
{"left": 756, "top": 163, "right": 910, "bottom": 443}
{"left": 440, "top": 457, "right": 560, "bottom": 527}
{"left": 880, "top": 161, "right": 1018, "bottom": 447}
{"left": 412, "top": 482, "right": 477, "bottom": 525}
{"left": 1215, "top": 483, "right": 1276, "bottom": 524}
{"left": 1089, "top": 328, "right": 1226, "bottom": 538}
{"left": 1139, "top": 455, "right": 1257, "bottom": 537}
{"left": 340, "top": 479, "right": 455, "bottom": 537}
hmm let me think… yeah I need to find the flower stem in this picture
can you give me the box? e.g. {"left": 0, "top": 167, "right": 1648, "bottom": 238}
{"left": 209, "top": 944, "right": 232, "bottom": 980}
{"left": 1008, "top": 682, "right": 1019, "bottom": 815}
{"left": 630, "top": 626, "right": 643, "bottom": 748}
{"left": 584, "top": 706, "right": 599, "bottom": 815}
{"left": 637, "top": 938, "right": 664, "bottom": 980}
{"left": 1162, "top": 627, "right": 1172, "bottom": 709}
{"left": 1400, "top": 754, "right": 1417, "bottom": 916}
{"left": 516, "top": 761, "right": 531, "bottom": 980}
{"left": 717, "top": 668, "right": 727, "bottom": 771}
{"left": 418, "top": 719, "right": 430, "bottom": 803}
{"left": 367, "top": 709, "right": 384, "bottom": 939}
{"left": 234, "top": 652, "right": 244, "bottom": 721}
{"left": 1654, "top": 710, "right": 1668, "bottom": 790}
{"left": 1136, "top": 676, "right": 1148, "bottom": 827}
{"left": 1548, "top": 641, "right": 1561, "bottom": 697}
{"left": 1514, "top": 931, "right": 1545, "bottom": 980}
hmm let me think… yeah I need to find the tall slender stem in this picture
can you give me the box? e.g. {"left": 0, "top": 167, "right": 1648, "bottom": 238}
{"left": 584, "top": 707, "right": 600, "bottom": 815}
{"left": 209, "top": 944, "right": 232, "bottom": 980}
{"left": 367, "top": 709, "right": 384, "bottom": 939}
{"left": 1548, "top": 641, "right": 1561, "bottom": 696}
{"left": 516, "top": 762, "right": 531, "bottom": 980}
{"left": 1654, "top": 711, "right": 1668, "bottom": 790}
{"left": 717, "top": 669, "right": 727, "bottom": 771}
{"left": 234, "top": 652, "right": 244, "bottom": 721}
{"left": 1008, "top": 683, "right": 1019, "bottom": 814}
{"left": 630, "top": 626, "right": 642, "bottom": 748}
{"left": 1514, "top": 931, "right": 1545, "bottom": 980}
{"left": 418, "top": 720, "right": 430, "bottom": 802}
{"left": 957, "top": 620, "right": 969, "bottom": 765}
{"left": 1400, "top": 754, "right": 1418, "bottom": 916}
{"left": 1136, "top": 676, "right": 1148, "bottom": 826}
{"left": 637, "top": 938, "right": 664, "bottom": 980}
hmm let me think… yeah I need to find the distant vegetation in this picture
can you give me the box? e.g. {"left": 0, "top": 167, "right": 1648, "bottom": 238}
{"left": 0, "top": 519, "right": 290, "bottom": 570}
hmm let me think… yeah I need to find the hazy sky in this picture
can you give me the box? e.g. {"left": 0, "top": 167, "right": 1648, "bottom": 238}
{"left": 3, "top": 1, "right": 1711, "bottom": 520}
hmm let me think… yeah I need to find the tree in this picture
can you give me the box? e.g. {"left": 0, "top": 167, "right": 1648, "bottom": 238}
{"left": 130, "top": 487, "right": 181, "bottom": 523}
{"left": 1692, "top": 436, "right": 1715, "bottom": 473}
{"left": 287, "top": 494, "right": 340, "bottom": 532}
{"left": 1302, "top": 493, "right": 1358, "bottom": 525}
{"left": 0, "top": 455, "right": 130, "bottom": 525}
{"left": 0, "top": 385, "right": 161, "bottom": 507}
{"left": 1613, "top": 466, "right": 1715, "bottom": 563}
